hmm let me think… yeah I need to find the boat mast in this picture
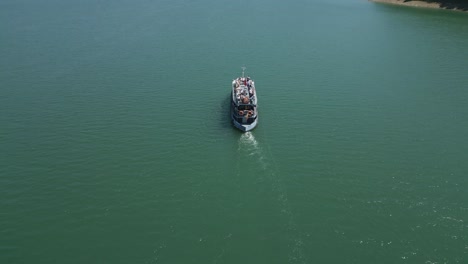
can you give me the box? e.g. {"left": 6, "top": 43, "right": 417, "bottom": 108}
{"left": 241, "top": 66, "right": 246, "bottom": 78}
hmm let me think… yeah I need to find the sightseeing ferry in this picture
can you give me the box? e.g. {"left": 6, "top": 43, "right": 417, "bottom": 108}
{"left": 230, "top": 67, "right": 258, "bottom": 132}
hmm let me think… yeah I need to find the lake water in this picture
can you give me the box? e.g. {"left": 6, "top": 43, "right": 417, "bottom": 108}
{"left": 1, "top": 0, "right": 468, "bottom": 263}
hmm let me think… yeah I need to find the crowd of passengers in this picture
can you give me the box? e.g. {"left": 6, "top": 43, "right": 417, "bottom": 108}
{"left": 234, "top": 77, "right": 255, "bottom": 98}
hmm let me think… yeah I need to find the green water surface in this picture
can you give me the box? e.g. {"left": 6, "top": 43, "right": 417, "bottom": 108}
{"left": 1, "top": 0, "right": 468, "bottom": 263}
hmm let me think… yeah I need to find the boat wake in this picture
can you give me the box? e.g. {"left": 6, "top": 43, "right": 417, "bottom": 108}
{"left": 237, "top": 132, "right": 267, "bottom": 169}
{"left": 236, "top": 132, "right": 308, "bottom": 264}
{"left": 238, "top": 132, "right": 258, "bottom": 148}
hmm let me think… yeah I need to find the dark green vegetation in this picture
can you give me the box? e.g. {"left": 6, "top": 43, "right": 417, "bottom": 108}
{"left": 406, "top": 0, "right": 468, "bottom": 10}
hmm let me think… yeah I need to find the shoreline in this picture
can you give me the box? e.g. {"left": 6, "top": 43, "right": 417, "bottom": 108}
{"left": 369, "top": 0, "right": 468, "bottom": 12}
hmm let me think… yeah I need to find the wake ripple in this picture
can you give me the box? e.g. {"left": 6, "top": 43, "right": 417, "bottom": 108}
{"left": 237, "top": 132, "right": 308, "bottom": 264}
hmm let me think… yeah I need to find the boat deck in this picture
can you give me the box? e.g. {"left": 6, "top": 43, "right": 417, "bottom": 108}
{"left": 230, "top": 68, "right": 259, "bottom": 132}
{"left": 232, "top": 77, "right": 257, "bottom": 106}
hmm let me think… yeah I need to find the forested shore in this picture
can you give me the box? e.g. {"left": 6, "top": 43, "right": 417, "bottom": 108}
{"left": 370, "top": 0, "right": 468, "bottom": 12}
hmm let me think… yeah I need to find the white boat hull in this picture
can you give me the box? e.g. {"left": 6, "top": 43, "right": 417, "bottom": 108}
{"left": 231, "top": 116, "right": 258, "bottom": 132}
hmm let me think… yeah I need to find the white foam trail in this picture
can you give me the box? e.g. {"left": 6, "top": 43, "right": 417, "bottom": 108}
{"left": 261, "top": 137, "right": 307, "bottom": 264}
{"left": 239, "top": 132, "right": 258, "bottom": 148}
{"left": 237, "top": 132, "right": 307, "bottom": 263}
{"left": 238, "top": 132, "right": 268, "bottom": 169}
